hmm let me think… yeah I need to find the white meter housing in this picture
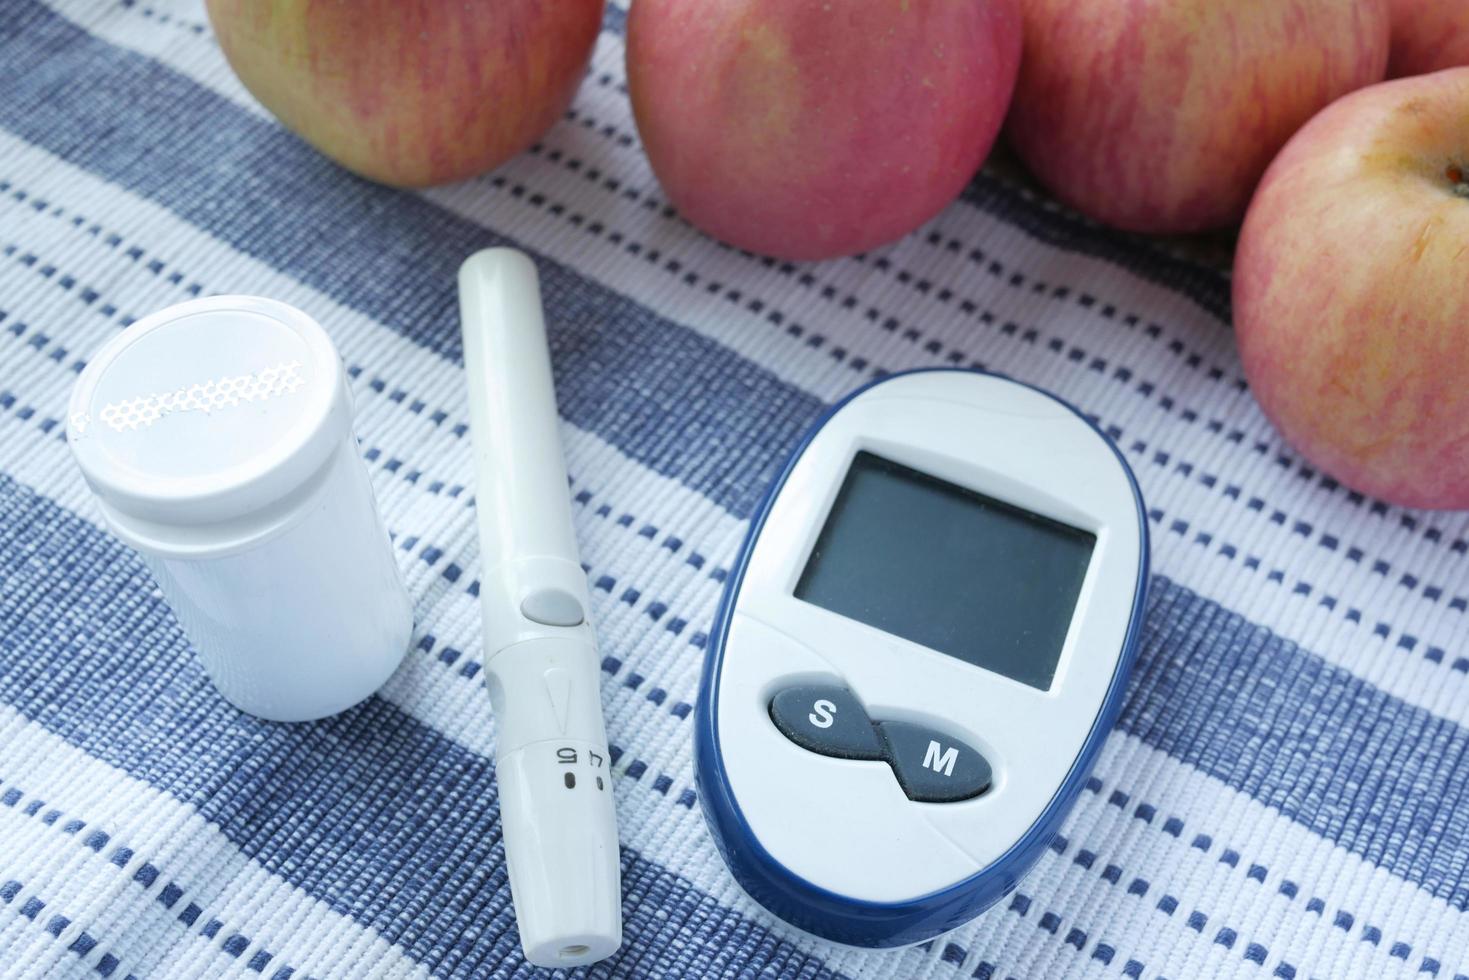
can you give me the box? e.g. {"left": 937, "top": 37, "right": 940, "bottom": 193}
{"left": 695, "top": 369, "right": 1148, "bottom": 946}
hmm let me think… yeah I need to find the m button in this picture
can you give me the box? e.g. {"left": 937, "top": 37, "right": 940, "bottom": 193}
{"left": 877, "top": 721, "right": 992, "bottom": 802}
{"left": 769, "top": 685, "right": 884, "bottom": 761}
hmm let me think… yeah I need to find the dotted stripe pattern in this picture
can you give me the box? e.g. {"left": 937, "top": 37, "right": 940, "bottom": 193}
{"left": 84, "top": 360, "right": 304, "bottom": 433}
{"left": 0, "top": 875, "right": 140, "bottom": 980}
{"left": 0, "top": 778, "right": 302, "bottom": 980}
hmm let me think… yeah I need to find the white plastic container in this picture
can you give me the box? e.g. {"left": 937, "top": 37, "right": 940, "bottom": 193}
{"left": 66, "top": 295, "right": 413, "bottom": 722}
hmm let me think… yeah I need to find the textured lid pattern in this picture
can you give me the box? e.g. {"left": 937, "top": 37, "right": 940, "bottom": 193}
{"left": 68, "top": 295, "right": 348, "bottom": 532}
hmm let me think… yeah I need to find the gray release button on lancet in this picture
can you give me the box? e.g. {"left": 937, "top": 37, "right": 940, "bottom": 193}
{"left": 877, "top": 721, "right": 992, "bottom": 802}
{"left": 520, "top": 587, "right": 585, "bottom": 627}
{"left": 769, "top": 685, "right": 885, "bottom": 760}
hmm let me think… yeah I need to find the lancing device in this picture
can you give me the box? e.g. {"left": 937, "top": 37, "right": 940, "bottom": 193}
{"left": 459, "top": 248, "right": 622, "bottom": 968}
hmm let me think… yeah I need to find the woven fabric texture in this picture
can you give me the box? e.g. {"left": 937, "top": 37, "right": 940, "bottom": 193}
{"left": 1, "top": 2, "right": 1467, "bottom": 978}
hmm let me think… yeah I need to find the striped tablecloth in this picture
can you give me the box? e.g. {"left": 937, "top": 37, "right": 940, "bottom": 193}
{"left": 2, "top": 2, "right": 1467, "bottom": 978}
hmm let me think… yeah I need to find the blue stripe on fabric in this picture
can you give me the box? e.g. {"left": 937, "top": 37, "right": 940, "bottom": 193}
{"left": 602, "top": 2, "right": 627, "bottom": 35}
{"left": 0, "top": 1, "right": 821, "bottom": 521}
{"left": 0, "top": 477, "right": 847, "bottom": 980}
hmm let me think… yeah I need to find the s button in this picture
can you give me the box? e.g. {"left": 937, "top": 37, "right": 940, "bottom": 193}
{"left": 769, "top": 685, "right": 884, "bottom": 761}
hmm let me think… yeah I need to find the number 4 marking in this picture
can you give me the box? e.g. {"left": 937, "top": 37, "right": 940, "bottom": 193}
{"left": 923, "top": 740, "right": 958, "bottom": 777}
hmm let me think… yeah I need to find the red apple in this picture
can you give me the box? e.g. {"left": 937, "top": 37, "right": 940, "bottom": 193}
{"left": 206, "top": 0, "right": 604, "bottom": 187}
{"left": 1389, "top": 0, "right": 1469, "bottom": 77}
{"left": 626, "top": 0, "right": 1021, "bottom": 261}
{"left": 1234, "top": 68, "right": 1469, "bottom": 510}
{"left": 1007, "top": 0, "right": 1391, "bottom": 234}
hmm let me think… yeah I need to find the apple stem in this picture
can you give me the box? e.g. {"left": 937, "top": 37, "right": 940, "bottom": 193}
{"left": 1450, "top": 163, "right": 1469, "bottom": 197}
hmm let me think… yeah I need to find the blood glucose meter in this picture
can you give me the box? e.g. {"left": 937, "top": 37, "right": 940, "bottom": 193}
{"left": 695, "top": 369, "right": 1148, "bottom": 947}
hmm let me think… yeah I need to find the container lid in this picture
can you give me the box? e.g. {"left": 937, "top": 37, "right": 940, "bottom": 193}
{"left": 68, "top": 295, "right": 350, "bottom": 550}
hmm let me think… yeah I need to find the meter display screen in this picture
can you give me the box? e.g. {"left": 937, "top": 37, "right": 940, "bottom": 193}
{"left": 794, "top": 452, "right": 1095, "bottom": 690}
